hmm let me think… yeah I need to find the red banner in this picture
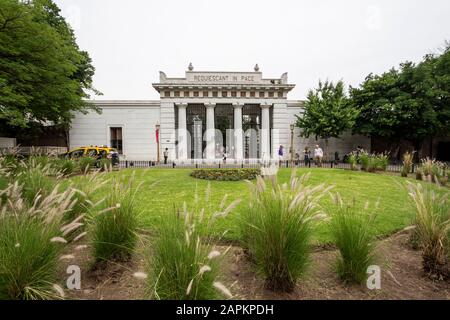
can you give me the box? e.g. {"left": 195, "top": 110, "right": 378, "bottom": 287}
{"left": 156, "top": 128, "right": 159, "bottom": 143}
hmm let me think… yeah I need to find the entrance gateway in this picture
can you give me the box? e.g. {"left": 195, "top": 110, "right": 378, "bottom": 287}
{"left": 152, "top": 64, "right": 295, "bottom": 162}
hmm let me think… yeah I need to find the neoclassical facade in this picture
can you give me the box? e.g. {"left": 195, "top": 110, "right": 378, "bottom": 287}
{"left": 69, "top": 65, "right": 370, "bottom": 162}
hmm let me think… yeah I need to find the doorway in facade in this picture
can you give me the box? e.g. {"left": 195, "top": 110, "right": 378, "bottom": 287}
{"left": 186, "top": 104, "right": 206, "bottom": 159}
{"left": 242, "top": 104, "right": 261, "bottom": 159}
{"left": 214, "top": 104, "right": 234, "bottom": 159}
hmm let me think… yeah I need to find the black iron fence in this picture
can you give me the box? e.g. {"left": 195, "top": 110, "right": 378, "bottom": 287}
{"left": 117, "top": 159, "right": 417, "bottom": 173}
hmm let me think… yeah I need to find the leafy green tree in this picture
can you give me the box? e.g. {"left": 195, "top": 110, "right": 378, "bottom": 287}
{"left": 295, "top": 80, "right": 358, "bottom": 141}
{"left": 0, "top": 0, "right": 100, "bottom": 134}
{"left": 349, "top": 45, "right": 450, "bottom": 154}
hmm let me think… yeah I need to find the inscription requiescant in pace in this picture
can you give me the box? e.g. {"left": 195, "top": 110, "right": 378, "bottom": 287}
{"left": 192, "top": 75, "right": 255, "bottom": 82}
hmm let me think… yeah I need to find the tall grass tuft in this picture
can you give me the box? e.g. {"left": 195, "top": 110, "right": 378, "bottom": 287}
{"left": 407, "top": 182, "right": 450, "bottom": 279}
{"left": 97, "top": 158, "right": 112, "bottom": 172}
{"left": 148, "top": 185, "right": 240, "bottom": 300}
{"left": 0, "top": 183, "right": 79, "bottom": 300}
{"left": 91, "top": 174, "right": 140, "bottom": 263}
{"left": 416, "top": 158, "right": 448, "bottom": 186}
{"left": 359, "top": 152, "right": 388, "bottom": 172}
{"left": 64, "top": 173, "right": 107, "bottom": 239}
{"left": 78, "top": 156, "right": 96, "bottom": 174}
{"left": 52, "top": 158, "right": 76, "bottom": 176}
{"left": 401, "top": 151, "right": 414, "bottom": 177}
{"left": 329, "top": 194, "right": 377, "bottom": 284}
{"left": 16, "top": 163, "right": 55, "bottom": 205}
{"left": 240, "top": 171, "right": 332, "bottom": 292}
{"left": 359, "top": 152, "right": 371, "bottom": 171}
{"left": 348, "top": 153, "right": 358, "bottom": 171}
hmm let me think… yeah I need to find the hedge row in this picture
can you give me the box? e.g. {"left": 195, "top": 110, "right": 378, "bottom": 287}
{"left": 190, "top": 168, "right": 260, "bottom": 181}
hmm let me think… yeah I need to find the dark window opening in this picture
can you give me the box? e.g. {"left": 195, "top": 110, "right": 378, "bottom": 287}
{"left": 110, "top": 127, "right": 123, "bottom": 154}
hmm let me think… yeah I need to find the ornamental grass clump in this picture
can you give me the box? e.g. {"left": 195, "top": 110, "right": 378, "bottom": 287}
{"left": 416, "top": 158, "right": 448, "bottom": 186}
{"left": 401, "top": 151, "right": 414, "bottom": 177}
{"left": 348, "top": 153, "right": 358, "bottom": 171}
{"left": 97, "top": 158, "right": 112, "bottom": 172}
{"left": 407, "top": 182, "right": 450, "bottom": 279}
{"left": 16, "top": 162, "right": 55, "bottom": 206}
{"left": 147, "top": 185, "right": 240, "bottom": 300}
{"left": 329, "top": 194, "right": 377, "bottom": 284}
{"left": 240, "top": 171, "right": 332, "bottom": 292}
{"left": 359, "top": 152, "right": 389, "bottom": 172}
{"left": 52, "top": 158, "right": 76, "bottom": 176}
{"left": 78, "top": 156, "right": 96, "bottom": 174}
{"left": 91, "top": 174, "right": 140, "bottom": 263}
{"left": 64, "top": 173, "right": 107, "bottom": 239}
{"left": 0, "top": 182, "right": 81, "bottom": 300}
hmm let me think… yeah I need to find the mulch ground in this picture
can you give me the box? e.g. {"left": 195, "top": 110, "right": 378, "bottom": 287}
{"left": 61, "top": 231, "right": 449, "bottom": 300}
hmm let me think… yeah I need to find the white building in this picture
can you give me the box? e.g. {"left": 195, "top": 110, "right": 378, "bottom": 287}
{"left": 70, "top": 65, "right": 370, "bottom": 162}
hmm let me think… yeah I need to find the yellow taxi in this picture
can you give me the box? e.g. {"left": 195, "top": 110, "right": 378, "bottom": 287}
{"left": 62, "top": 146, "right": 120, "bottom": 165}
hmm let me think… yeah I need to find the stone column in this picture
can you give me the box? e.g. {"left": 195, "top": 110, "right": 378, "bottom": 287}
{"left": 177, "top": 103, "right": 188, "bottom": 160}
{"left": 260, "top": 103, "right": 271, "bottom": 160}
{"left": 233, "top": 103, "right": 244, "bottom": 160}
{"left": 205, "top": 103, "right": 216, "bottom": 160}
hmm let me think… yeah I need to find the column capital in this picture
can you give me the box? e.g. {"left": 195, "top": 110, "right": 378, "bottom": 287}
{"left": 177, "top": 103, "right": 188, "bottom": 108}
{"left": 232, "top": 102, "right": 244, "bottom": 109}
{"left": 260, "top": 102, "right": 272, "bottom": 109}
{"left": 205, "top": 102, "right": 216, "bottom": 109}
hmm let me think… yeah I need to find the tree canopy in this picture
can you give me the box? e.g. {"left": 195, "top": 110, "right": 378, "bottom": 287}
{"left": 296, "top": 44, "right": 450, "bottom": 154}
{"left": 0, "top": 0, "right": 100, "bottom": 131}
{"left": 295, "top": 80, "right": 358, "bottom": 140}
{"left": 349, "top": 45, "right": 450, "bottom": 149}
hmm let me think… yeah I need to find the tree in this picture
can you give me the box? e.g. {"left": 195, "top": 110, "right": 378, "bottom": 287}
{"left": 295, "top": 80, "right": 358, "bottom": 142}
{"left": 0, "top": 0, "right": 100, "bottom": 136}
{"left": 349, "top": 45, "right": 450, "bottom": 156}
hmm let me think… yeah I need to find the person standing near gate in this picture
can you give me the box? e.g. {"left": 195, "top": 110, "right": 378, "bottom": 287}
{"left": 314, "top": 144, "right": 323, "bottom": 167}
{"left": 303, "top": 146, "right": 311, "bottom": 167}
{"left": 163, "top": 148, "right": 169, "bottom": 164}
{"left": 278, "top": 145, "right": 284, "bottom": 167}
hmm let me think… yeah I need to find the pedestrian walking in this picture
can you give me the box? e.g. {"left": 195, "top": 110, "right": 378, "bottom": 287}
{"left": 314, "top": 144, "right": 324, "bottom": 167}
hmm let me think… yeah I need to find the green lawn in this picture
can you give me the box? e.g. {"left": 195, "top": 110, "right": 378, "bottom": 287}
{"left": 78, "top": 168, "right": 443, "bottom": 245}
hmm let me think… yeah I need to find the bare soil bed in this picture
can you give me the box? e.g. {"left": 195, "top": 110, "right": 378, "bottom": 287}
{"left": 62, "top": 231, "right": 450, "bottom": 300}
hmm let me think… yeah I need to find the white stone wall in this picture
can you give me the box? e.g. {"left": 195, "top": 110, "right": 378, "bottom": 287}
{"left": 286, "top": 103, "right": 371, "bottom": 161}
{"left": 0, "top": 137, "right": 16, "bottom": 148}
{"left": 159, "top": 101, "right": 176, "bottom": 159}
{"left": 69, "top": 102, "right": 160, "bottom": 161}
{"left": 69, "top": 99, "right": 370, "bottom": 161}
{"left": 271, "top": 103, "right": 289, "bottom": 159}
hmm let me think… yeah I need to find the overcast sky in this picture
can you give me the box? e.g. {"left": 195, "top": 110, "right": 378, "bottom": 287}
{"left": 54, "top": 0, "right": 450, "bottom": 101}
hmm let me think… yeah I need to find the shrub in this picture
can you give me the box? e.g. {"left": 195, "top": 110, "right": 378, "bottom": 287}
{"left": 401, "top": 151, "right": 414, "bottom": 177}
{"left": 78, "top": 156, "right": 96, "bottom": 174}
{"left": 329, "top": 194, "right": 377, "bottom": 284}
{"left": 0, "top": 183, "right": 79, "bottom": 300}
{"left": 190, "top": 168, "right": 260, "bottom": 181}
{"left": 407, "top": 182, "right": 450, "bottom": 279}
{"left": 239, "top": 171, "right": 331, "bottom": 292}
{"left": 147, "top": 185, "right": 239, "bottom": 299}
{"left": 91, "top": 176, "right": 140, "bottom": 263}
